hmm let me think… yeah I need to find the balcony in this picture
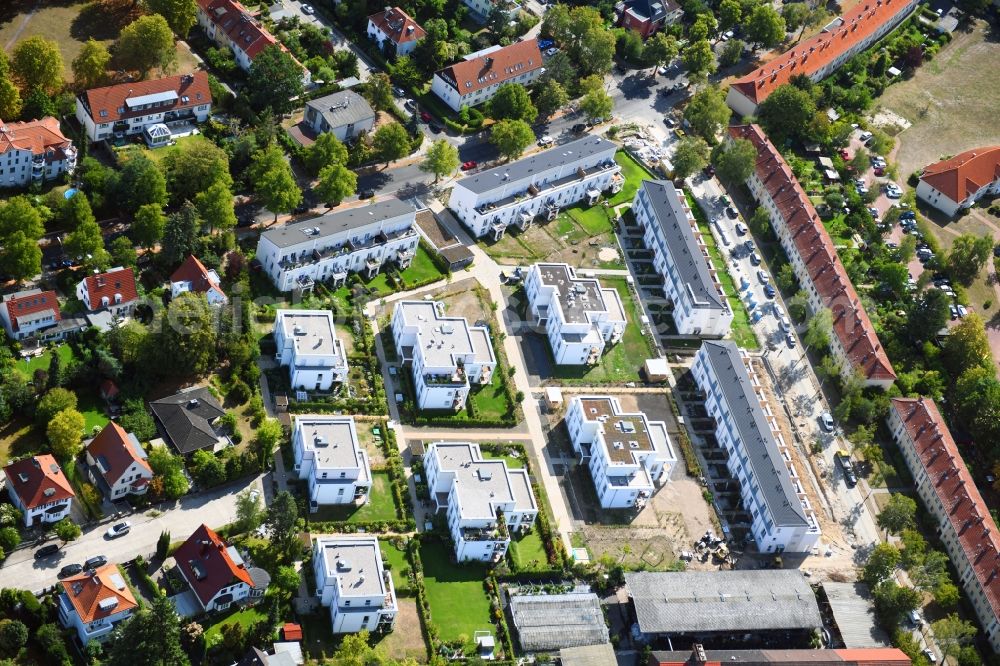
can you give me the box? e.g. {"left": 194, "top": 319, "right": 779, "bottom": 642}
{"left": 472, "top": 159, "right": 622, "bottom": 217}
{"left": 277, "top": 229, "right": 418, "bottom": 271}
{"left": 423, "top": 367, "right": 467, "bottom": 386}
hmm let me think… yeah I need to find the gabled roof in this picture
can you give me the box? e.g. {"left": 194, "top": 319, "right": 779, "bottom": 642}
{"left": 3, "top": 454, "right": 75, "bottom": 509}
{"left": 3, "top": 289, "right": 61, "bottom": 332}
{"left": 81, "top": 267, "right": 139, "bottom": 309}
{"left": 78, "top": 72, "right": 212, "bottom": 125}
{"left": 919, "top": 146, "right": 1000, "bottom": 204}
{"left": 368, "top": 6, "right": 426, "bottom": 45}
{"left": 618, "top": 0, "right": 679, "bottom": 22}
{"left": 0, "top": 117, "right": 73, "bottom": 158}
{"left": 730, "top": 0, "right": 916, "bottom": 106}
{"left": 171, "top": 255, "right": 225, "bottom": 299}
{"left": 648, "top": 647, "right": 912, "bottom": 665}
{"left": 149, "top": 387, "right": 225, "bottom": 455}
{"left": 304, "top": 90, "right": 376, "bottom": 132}
{"left": 61, "top": 563, "right": 137, "bottom": 624}
{"left": 195, "top": 0, "right": 279, "bottom": 59}
{"left": 730, "top": 124, "right": 895, "bottom": 383}
{"left": 891, "top": 397, "right": 1000, "bottom": 623}
{"left": 174, "top": 524, "right": 254, "bottom": 606}
{"left": 435, "top": 39, "right": 543, "bottom": 97}
{"left": 86, "top": 422, "right": 151, "bottom": 487}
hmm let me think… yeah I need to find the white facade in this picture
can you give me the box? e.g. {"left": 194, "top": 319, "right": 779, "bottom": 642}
{"left": 255, "top": 199, "right": 418, "bottom": 293}
{"left": 424, "top": 442, "right": 538, "bottom": 562}
{"left": 565, "top": 396, "right": 677, "bottom": 509}
{"left": 170, "top": 270, "right": 227, "bottom": 305}
{"left": 273, "top": 310, "right": 348, "bottom": 392}
{"left": 692, "top": 341, "right": 821, "bottom": 554}
{"left": 431, "top": 41, "right": 541, "bottom": 112}
{"left": 58, "top": 566, "right": 137, "bottom": 644}
{"left": 0, "top": 119, "right": 76, "bottom": 188}
{"left": 391, "top": 300, "right": 496, "bottom": 411}
{"left": 633, "top": 180, "right": 733, "bottom": 337}
{"left": 3, "top": 456, "right": 74, "bottom": 528}
{"left": 313, "top": 536, "right": 397, "bottom": 634}
{"left": 292, "top": 415, "right": 372, "bottom": 512}
{"left": 8, "top": 487, "right": 71, "bottom": 527}
{"left": 916, "top": 149, "right": 1000, "bottom": 217}
{"left": 75, "top": 268, "right": 137, "bottom": 317}
{"left": 430, "top": 63, "right": 540, "bottom": 112}
{"left": 0, "top": 289, "right": 61, "bottom": 341}
{"left": 524, "top": 263, "right": 627, "bottom": 366}
{"left": 448, "top": 135, "right": 622, "bottom": 239}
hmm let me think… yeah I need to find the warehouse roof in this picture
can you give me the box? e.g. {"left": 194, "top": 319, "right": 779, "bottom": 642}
{"left": 509, "top": 592, "right": 609, "bottom": 652}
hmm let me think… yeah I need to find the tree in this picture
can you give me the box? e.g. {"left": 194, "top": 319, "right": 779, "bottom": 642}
{"left": 542, "top": 5, "right": 615, "bottom": 76}
{"left": 746, "top": 5, "right": 786, "bottom": 49}
{"left": 161, "top": 139, "right": 232, "bottom": 205}
{"left": 420, "top": 139, "right": 459, "bottom": 184}
{"left": 873, "top": 581, "right": 920, "bottom": 626}
{"left": 0, "top": 528, "right": 20, "bottom": 553}
{"left": 133, "top": 204, "right": 167, "bottom": 249}
{"left": 684, "top": 86, "right": 732, "bottom": 143}
{"left": 65, "top": 195, "right": 111, "bottom": 271}
{"left": 11, "top": 36, "right": 63, "bottom": 95}
{"left": 906, "top": 288, "right": 950, "bottom": 343}
{"left": 579, "top": 75, "right": 613, "bottom": 122}
{"left": 372, "top": 122, "right": 412, "bottom": 167}
{"left": 117, "top": 14, "right": 176, "bottom": 76}
{"left": 944, "top": 313, "right": 992, "bottom": 374}
{"left": 363, "top": 72, "right": 394, "bottom": 112}
{"left": 195, "top": 180, "right": 237, "bottom": 232}
{"left": 315, "top": 163, "right": 357, "bottom": 207}
{"left": 0, "top": 53, "right": 22, "bottom": 119}
{"left": 54, "top": 517, "right": 81, "bottom": 542}
{"left": 148, "top": 447, "right": 189, "bottom": 500}
{"left": 160, "top": 293, "right": 217, "bottom": 376}
{"left": 157, "top": 531, "right": 171, "bottom": 560}
{"left": 235, "top": 489, "right": 264, "bottom": 534}
{"left": 190, "top": 450, "right": 225, "bottom": 488}
{"left": 877, "top": 493, "right": 917, "bottom": 534}
{"left": 146, "top": 0, "right": 197, "bottom": 37}
{"left": 107, "top": 595, "right": 189, "bottom": 666}
{"left": 37, "top": 388, "right": 78, "bottom": 426}
{"left": 490, "top": 119, "right": 535, "bottom": 161}
{"left": 932, "top": 614, "right": 977, "bottom": 660}
{"left": 161, "top": 201, "right": 200, "bottom": 265}
{"left": 533, "top": 78, "right": 568, "bottom": 118}
{"left": 719, "top": 39, "right": 745, "bottom": 67}
{"left": 266, "top": 490, "right": 299, "bottom": 557}
{"left": 644, "top": 33, "right": 679, "bottom": 75}
{"left": 719, "top": 0, "right": 743, "bottom": 32}
{"left": 947, "top": 233, "right": 992, "bottom": 285}
{"left": 248, "top": 146, "right": 301, "bottom": 222}
{"left": 757, "top": 84, "right": 816, "bottom": 144}
{"left": 247, "top": 44, "right": 304, "bottom": 115}
{"left": 2, "top": 233, "right": 42, "bottom": 283}
{"left": 781, "top": 2, "right": 810, "bottom": 31}
{"left": 72, "top": 39, "right": 111, "bottom": 88}
{"left": 117, "top": 153, "right": 168, "bottom": 214}
{"left": 862, "top": 543, "right": 900, "bottom": 588}
{"left": 934, "top": 581, "right": 960, "bottom": 609}
{"left": 0, "top": 619, "right": 27, "bottom": 656}
{"left": 682, "top": 39, "right": 716, "bottom": 81}
{"left": 803, "top": 307, "right": 832, "bottom": 350}
{"left": 273, "top": 565, "right": 301, "bottom": 597}
{"left": 712, "top": 138, "right": 757, "bottom": 184}
{"left": 487, "top": 83, "right": 537, "bottom": 123}
{"left": 47, "top": 408, "right": 85, "bottom": 460}
{"left": 303, "top": 132, "right": 348, "bottom": 177}
{"left": 672, "top": 136, "right": 710, "bottom": 179}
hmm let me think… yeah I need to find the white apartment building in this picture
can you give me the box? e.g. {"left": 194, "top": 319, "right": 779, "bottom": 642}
{"left": 917, "top": 147, "right": 1000, "bottom": 217}
{"left": 59, "top": 564, "right": 138, "bottom": 644}
{"left": 449, "top": 135, "right": 622, "bottom": 239}
{"left": 292, "top": 415, "right": 372, "bottom": 512}
{"left": 313, "top": 535, "right": 398, "bottom": 634}
{"left": 633, "top": 180, "right": 732, "bottom": 337}
{"left": 565, "top": 396, "right": 677, "bottom": 509}
{"left": 0, "top": 289, "right": 62, "bottom": 341}
{"left": 424, "top": 442, "right": 538, "bottom": 562}
{"left": 692, "top": 341, "right": 821, "bottom": 553}
{"left": 431, "top": 40, "right": 543, "bottom": 112}
{"left": 273, "top": 309, "right": 348, "bottom": 392}
{"left": 75, "top": 72, "right": 212, "bottom": 143}
{"left": 391, "top": 300, "right": 496, "bottom": 411}
{"left": 524, "top": 263, "right": 627, "bottom": 366}
{"left": 254, "top": 198, "right": 419, "bottom": 293}
{"left": 0, "top": 117, "right": 76, "bottom": 188}
{"left": 888, "top": 397, "right": 1000, "bottom": 652}
{"left": 3, "top": 455, "right": 75, "bottom": 527}
{"left": 366, "top": 7, "right": 425, "bottom": 57}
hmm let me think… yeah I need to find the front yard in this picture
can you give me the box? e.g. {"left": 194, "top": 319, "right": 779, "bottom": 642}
{"left": 306, "top": 471, "right": 399, "bottom": 524}
{"left": 419, "top": 540, "right": 494, "bottom": 649}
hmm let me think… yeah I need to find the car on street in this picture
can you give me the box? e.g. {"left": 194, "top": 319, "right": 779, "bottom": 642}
{"left": 764, "top": 284, "right": 776, "bottom": 298}
{"left": 836, "top": 450, "right": 858, "bottom": 487}
{"left": 404, "top": 99, "right": 417, "bottom": 111}
{"left": 735, "top": 222, "right": 747, "bottom": 235}
{"left": 757, "top": 270, "right": 770, "bottom": 285}
{"left": 571, "top": 123, "right": 587, "bottom": 133}
{"left": 673, "top": 80, "right": 689, "bottom": 91}
{"left": 543, "top": 47, "right": 559, "bottom": 57}
{"left": 744, "top": 239, "right": 755, "bottom": 252}
{"left": 392, "top": 86, "right": 405, "bottom": 98}
{"left": 358, "top": 189, "right": 376, "bottom": 199}
{"left": 922, "top": 649, "right": 936, "bottom": 663}
{"left": 84, "top": 555, "right": 108, "bottom": 570}
{"left": 703, "top": 164, "right": 715, "bottom": 176}
{"left": 950, "top": 304, "right": 959, "bottom": 320}
{"left": 420, "top": 111, "right": 432, "bottom": 122}
{"left": 663, "top": 116, "right": 676, "bottom": 127}
{"left": 859, "top": 130, "right": 873, "bottom": 142}
{"left": 884, "top": 182, "right": 903, "bottom": 198}
{"left": 538, "top": 135, "right": 554, "bottom": 147}
{"left": 750, "top": 252, "right": 761, "bottom": 266}
{"left": 785, "top": 332, "right": 796, "bottom": 348}
{"left": 461, "top": 160, "right": 478, "bottom": 171}
{"left": 657, "top": 65, "right": 669, "bottom": 75}
{"left": 673, "top": 128, "right": 685, "bottom": 139}
{"left": 59, "top": 563, "right": 83, "bottom": 578}
{"left": 301, "top": 4, "right": 315, "bottom": 14}
{"left": 873, "top": 166, "right": 885, "bottom": 176}
{"left": 958, "top": 304, "right": 968, "bottom": 318}
{"left": 867, "top": 206, "right": 879, "bottom": 219}
{"left": 106, "top": 521, "right": 131, "bottom": 539}
{"left": 725, "top": 205, "right": 738, "bottom": 219}
{"left": 428, "top": 123, "right": 442, "bottom": 133}
{"left": 820, "top": 412, "right": 835, "bottom": 432}
{"left": 34, "top": 543, "right": 60, "bottom": 559}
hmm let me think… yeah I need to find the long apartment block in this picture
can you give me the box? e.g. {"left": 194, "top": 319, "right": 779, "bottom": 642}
{"left": 888, "top": 398, "right": 1000, "bottom": 651}
{"left": 255, "top": 198, "right": 418, "bottom": 293}
{"left": 391, "top": 300, "right": 496, "bottom": 411}
{"left": 273, "top": 309, "right": 348, "bottom": 392}
{"left": 566, "top": 395, "right": 677, "bottom": 509}
{"left": 730, "top": 124, "right": 895, "bottom": 388}
{"left": 292, "top": 415, "right": 371, "bottom": 512}
{"left": 448, "top": 135, "right": 623, "bottom": 240}
{"left": 633, "top": 180, "right": 733, "bottom": 337}
{"left": 424, "top": 442, "right": 537, "bottom": 562}
{"left": 692, "top": 341, "right": 821, "bottom": 553}
{"left": 313, "top": 535, "right": 397, "bottom": 634}
{"left": 524, "top": 263, "right": 626, "bottom": 366}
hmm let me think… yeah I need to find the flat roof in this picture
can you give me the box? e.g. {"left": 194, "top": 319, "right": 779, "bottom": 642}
{"left": 823, "top": 582, "right": 891, "bottom": 648}
{"left": 626, "top": 570, "right": 822, "bottom": 635}
{"left": 577, "top": 396, "right": 670, "bottom": 466}
{"left": 276, "top": 310, "right": 339, "bottom": 359}
{"left": 699, "top": 341, "right": 809, "bottom": 527}
{"left": 294, "top": 416, "right": 366, "bottom": 472}
{"left": 316, "top": 535, "right": 386, "bottom": 598}
{"left": 455, "top": 135, "right": 617, "bottom": 196}
{"left": 395, "top": 300, "right": 495, "bottom": 368}
{"left": 429, "top": 442, "right": 533, "bottom": 518}
{"left": 509, "top": 592, "right": 609, "bottom": 651}
{"left": 535, "top": 263, "right": 621, "bottom": 325}
{"left": 262, "top": 198, "right": 414, "bottom": 249}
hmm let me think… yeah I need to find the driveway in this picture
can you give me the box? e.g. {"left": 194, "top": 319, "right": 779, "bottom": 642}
{"left": 0, "top": 476, "right": 261, "bottom": 595}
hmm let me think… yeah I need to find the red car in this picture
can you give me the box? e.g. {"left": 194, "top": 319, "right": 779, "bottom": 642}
{"left": 874, "top": 166, "right": 885, "bottom": 176}
{"left": 461, "top": 160, "right": 478, "bottom": 171}
{"left": 839, "top": 149, "right": 850, "bottom": 159}
{"left": 420, "top": 111, "right": 432, "bottom": 122}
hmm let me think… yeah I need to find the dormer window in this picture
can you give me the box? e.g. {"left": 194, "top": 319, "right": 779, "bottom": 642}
{"left": 99, "top": 110, "right": 108, "bottom": 118}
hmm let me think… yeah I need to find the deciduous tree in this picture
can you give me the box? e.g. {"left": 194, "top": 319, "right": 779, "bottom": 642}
{"left": 672, "top": 136, "right": 710, "bottom": 179}
{"left": 247, "top": 45, "right": 304, "bottom": 115}
{"left": 644, "top": 33, "right": 678, "bottom": 75}
{"left": 161, "top": 139, "right": 232, "bottom": 205}
{"left": 719, "top": 39, "right": 745, "bottom": 67}
{"left": 2, "top": 233, "right": 41, "bottom": 283}
{"left": 11, "top": 36, "right": 63, "bottom": 95}
{"left": 579, "top": 75, "right": 613, "bottom": 122}
{"left": 72, "top": 39, "right": 111, "bottom": 89}
{"left": 947, "top": 233, "right": 992, "bottom": 285}
{"left": 711, "top": 138, "right": 757, "bottom": 184}
{"left": 541, "top": 5, "right": 615, "bottom": 76}
{"left": 533, "top": 78, "right": 568, "bottom": 118}
{"left": 718, "top": 0, "right": 742, "bottom": 32}
{"left": 148, "top": 447, "right": 189, "bottom": 499}
{"left": 490, "top": 119, "right": 534, "bottom": 161}
{"left": 314, "top": 163, "right": 357, "bottom": 207}
{"left": 862, "top": 542, "right": 900, "bottom": 588}
{"left": 757, "top": 84, "right": 816, "bottom": 144}
{"left": 682, "top": 39, "right": 716, "bottom": 81}
{"left": 54, "top": 518, "right": 81, "bottom": 542}
{"left": 159, "top": 292, "right": 217, "bottom": 376}
{"left": 943, "top": 312, "right": 992, "bottom": 375}
{"left": 47, "top": 408, "right": 85, "bottom": 460}
{"left": 117, "top": 14, "right": 176, "bottom": 76}
{"left": 419, "top": 139, "right": 459, "bottom": 183}
{"left": 932, "top": 614, "right": 977, "bottom": 660}
{"left": 65, "top": 193, "right": 111, "bottom": 270}
{"left": 132, "top": 204, "right": 167, "bottom": 249}
{"left": 877, "top": 493, "right": 917, "bottom": 534}
{"left": 303, "top": 132, "right": 348, "bottom": 176}
{"left": 0, "top": 53, "right": 22, "bottom": 118}
{"left": 234, "top": 489, "right": 264, "bottom": 534}
{"left": 117, "top": 152, "right": 168, "bottom": 214}
{"left": 906, "top": 287, "right": 949, "bottom": 343}
{"left": 746, "top": 5, "right": 786, "bottom": 49}
{"left": 487, "top": 83, "right": 537, "bottom": 123}
{"left": 37, "top": 388, "right": 78, "bottom": 426}
{"left": 803, "top": 307, "right": 832, "bottom": 350}
{"left": 684, "top": 86, "right": 731, "bottom": 143}
{"left": 0, "top": 619, "right": 27, "bottom": 656}
{"left": 363, "top": 72, "right": 394, "bottom": 112}
{"left": 372, "top": 122, "right": 412, "bottom": 166}
{"left": 146, "top": 0, "right": 197, "bottom": 37}
{"left": 195, "top": 180, "right": 237, "bottom": 232}
{"left": 248, "top": 146, "right": 301, "bottom": 222}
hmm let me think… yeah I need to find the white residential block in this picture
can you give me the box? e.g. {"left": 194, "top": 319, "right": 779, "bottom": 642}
{"left": 273, "top": 310, "right": 348, "bottom": 392}
{"left": 292, "top": 415, "right": 371, "bottom": 512}
{"left": 313, "top": 535, "right": 398, "bottom": 634}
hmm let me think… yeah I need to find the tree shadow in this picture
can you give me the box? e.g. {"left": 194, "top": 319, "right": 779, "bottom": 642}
{"left": 70, "top": 1, "right": 137, "bottom": 43}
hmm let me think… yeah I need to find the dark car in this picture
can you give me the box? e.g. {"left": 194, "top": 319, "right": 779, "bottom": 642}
{"left": 34, "top": 543, "right": 60, "bottom": 559}
{"left": 572, "top": 123, "right": 587, "bottom": 133}
{"left": 725, "top": 205, "right": 738, "bottom": 219}
{"left": 59, "top": 564, "right": 83, "bottom": 578}
{"left": 703, "top": 164, "right": 715, "bottom": 176}
{"left": 428, "top": 123, "right": 442, "bottom": 133}
{"left": 420, "top": 111, "right": 432, "bottom": 122}
{"left": 358, "top": 190, "right": 376, "bottom": 199}
{"left": 616, "top": 63, "right": 627, "bottom": 74}
{"left": 84, "top": 555, "right": 108, "bottom": 570}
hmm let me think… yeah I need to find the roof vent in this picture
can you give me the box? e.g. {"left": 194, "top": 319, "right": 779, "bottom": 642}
{"left": 188, "top": 398, "right": 200, "bottom": 408}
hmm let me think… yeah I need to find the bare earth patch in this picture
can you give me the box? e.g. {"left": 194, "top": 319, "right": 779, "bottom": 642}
{"left": 377, "top": 598, "right": 427, "bottom": 662}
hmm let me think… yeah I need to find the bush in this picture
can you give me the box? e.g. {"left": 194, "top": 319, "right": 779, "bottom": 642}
{"left": 0, "top": 528, "right": 19, "bottom": 552}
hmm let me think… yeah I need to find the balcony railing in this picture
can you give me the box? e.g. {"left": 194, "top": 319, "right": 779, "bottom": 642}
{"left": 472, "top": 160, "right": 621, "bottom": 216}
{"left": 278, "top": 229, "right": 417, "bottom": 271}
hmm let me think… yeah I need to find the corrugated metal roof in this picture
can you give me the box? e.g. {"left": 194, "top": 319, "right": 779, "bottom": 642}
{"left": 509, "top": 592, "right": 609, "bottom": 651}
{"left": 822, "top": 582, "right": 890, "bottom": 648}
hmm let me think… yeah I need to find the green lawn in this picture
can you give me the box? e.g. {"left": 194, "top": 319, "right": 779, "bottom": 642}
{"left": 0, "top": 418, "right": 46, "bottom": 467}
{"left": 509, "top": 530, "right": 548, "bottom": 569}
{"left": 566, "top": 203, "right": 614, "bottom": 236}
{"left": 309, "top": 471, "right": 399, "bottom": 523}
{"left": 380, "top": 541, "right": 411, "bottom": 592}
{"left": 203, "top": 607, "right": 267, "bottom": 648}
{"left": 78, "top": 393, "right": 110, "bottom": 435}
{"left": 468, "top": 372, "right": 512, "bottom": 420}
{"left": 144, "top": 134, "right": 216, "bottom": 164}
{"left": 365, "top": 246, "right": 447, "bottom": 295}
{"left": 608, "top": 150, "right": 657, "bottom": 207}
{"left": 482, "top": 451, "right": 524, "bottom": 470}
{"left": 822, "top": 212, "right": 854, "bottom": 244}
{"left": 15, "top": 345, "right": 75, "bottom": 380}
{"left": 420, "top": 540, "right": 494, "bottom": 647}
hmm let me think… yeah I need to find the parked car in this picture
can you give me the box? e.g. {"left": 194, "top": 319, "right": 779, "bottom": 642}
{"left": 392, "top": 86, "right": 405, "bottom": 98}
{"left": 543, "top": 47, "right": 559, "bottom": 57}
{"left": 358, "top": 189, "right": 376, "bottom": 199}
{"left": 785, "top": 332, "right": 796, "bottom": 348}
{"left": 703, "top": 164, "right": 715, "bottom": 176}
{"left": 725, "top": 206, "right": 738, "bottom": 219}
{"left": 922, "top": 649, "right": 936, "bottom": 664}
{"left": 106, "top": 522, "right": 131, "bottom": 539}
{"left": 950, "top": 304, "right": 959, "bottom": 320}
{"left": 873, "top": 166, "right": 885, "bottom": 176}
{"left": 958, "top": 304, "right": 968, "bottom": 318}
{"left": 572, "top": 123, "right": 587, "bottom": 133}
{"left": 839, "top": 148, "right": 850, "bottom": 159}
{"left": 461, "top": 160, "right": 478, "bottom": 171}
{"left": 757, "top": 270, "right": 770, "bottom": 285}
{"left": 859, "top": 130, "right": 873, "bottom": 142}
{"left": 84, "top": 555, "right": 108, "bottom": 570}
{"left": 735, "top": 222, "right": 747, "bottom": 235}
{"left": 764, "top": 284, "right": 776, "bottom": 298}
{"left": 820, "top": 412, "right": 835, "bottom": 432}
{"left": 428, "top": 123, "right": 442, "bottom": 133}
{"left": 404, "top": 99, "right": 417, "bottom": 111}
{"left": 538, "top": 135, "right": 554, "bottom": 147}
{"left": 420, "top": 111, "right": 432, "bottom": 122}
{"left": 836, "top": 450, "right": 858, "bottom": 487}
{"left": 538, "top": 39, "right": 554, "bottom": 50}
{"left": 673, "top": 128, "right": 685, "bottom": 139}
{"left": 59, "top": 563, "right": 83, "bottom": 578}
{"left": 664, "top": 116, "right": 676, "bottom": 128}
{"left": 301, "top": 4, "right": 315, "bottom": 14}
{"left": 34, "top": 543, "right": 60, "bottom": 559}
{"left": 750, "top": 252, "right": 761, "bottom": 266}
{"left": 744, "top": 239, "right": 755, "bottom": 252}
{"left": 657, "top": 65, "right": 669, "bottom": 75}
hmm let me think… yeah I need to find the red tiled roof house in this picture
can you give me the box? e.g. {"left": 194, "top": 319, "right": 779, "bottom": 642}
{"left": 916, "top": 146, "right": 1000, "bottom": 217}
{"left": 0, "top": 288, "right": 62, "bottom": 341}
{"left": 729, "top": 125, "right": 895, "bottom": 388}
{"left": 58, "top": 564, "right": 138, "bottom": 644}
{"left": 726, "top": 0, "right": 920, "bottom": 117}
{"left": 170, "top": 255, "right": 228, "bottom": 305}
{"left": 76, "top": 267, "right": 139, "bottom": 317}
{"left": 174, "top": 524, "right": 270, "bottom": 613}
{"left": 615, "top": 0, "right": 683, "bottom": 39}
{"left": 888, "top": 397, "right": 1000, "bottom": 652}
{"left": 431, "top": 40, "right": 544, "bottom": 112}
{"left": 75, "top": 72, "right": 213, "bottom": 144}
{"left": 0, "top": 117, "right": 77, "bottom": 188}
{"left": 367, "top": 7, "right": 425, "bottom": 58}
{"left": 2, "top": 455, "right": 75, "bottom": 527}
{"left": 85, "top": 422, "right": 153, "bottom": 501}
